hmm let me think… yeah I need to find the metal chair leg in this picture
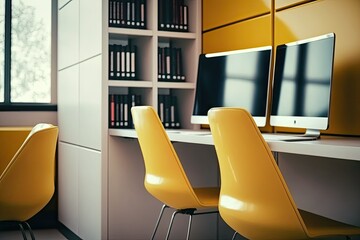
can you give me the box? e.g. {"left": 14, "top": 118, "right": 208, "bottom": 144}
{"left": 18, "top": 222, "right": 28, "bottom": 240}
{"left": 186, "top": 214, "right": 193, "bottom": 240}
{"left": 165, "top": 210, "right": 180, "bottom": 240}
{"left": 151, "top": 204, "right": 168, "bottom": 240}
{"left": 23, "top": 221, "right": 35, "bottom": 240}
{"left": 231, "top": 231, "right": 238, "bottom": 240}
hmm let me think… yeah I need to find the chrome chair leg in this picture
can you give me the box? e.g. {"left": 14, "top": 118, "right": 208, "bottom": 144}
{"left": 165, "top": 210, "right": 179, "bottom": 240}
{"left": 151, "top": 204, "right": 169, "bottom": 240}
{"left": 186, "top": 214, "right": 193, "bottom": 240}
{"left": 231, "top": 231, "right": 238, "bottom": 240}
{"left": 18, "top": 222, "right": 28, "bottom": 240}
{"left": 23, "top": 221, "right": 35, "bottom": 240}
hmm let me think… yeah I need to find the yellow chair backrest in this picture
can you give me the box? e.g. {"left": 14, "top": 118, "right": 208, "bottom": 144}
{"left": 208, "top": 108, "right": 309, "bottom": 240}
{"left": 0, "top": 123, "right": 59, "bottom": 222}
{"left": 131, "top": 106, "right": 204, "bottom": 209}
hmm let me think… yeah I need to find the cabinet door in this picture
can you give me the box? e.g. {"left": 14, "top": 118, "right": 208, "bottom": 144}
{"left": 58, "top": 0, "right": 79, "bottom": 69}
{"left": 79, "top": 55, "right": 102, "bottom": 150}
{"left": 79, "top": 0, "right": 102, "bottom": 61}
{"left": 78, "top": 148, "right": 102, "bottom": 240}
{"left": 58, "top": 142, "right": 79, "bottom": 235}
{"left": 58, "top": 65, "right": 80, "bottom": 144}
{"left": 275, "top": 0, "right": 311, "bottom": 9}
{"left": 275, "top": 0, "right": 360, "bottom": 135}
{"left": 203, "top": 15, "right": 272, "bottom": 53}
{"left": 203, "top": 0, "right": 271, "bottom": 31}
{"left": 58, "top": 0, "right": 71, "bottom": 9}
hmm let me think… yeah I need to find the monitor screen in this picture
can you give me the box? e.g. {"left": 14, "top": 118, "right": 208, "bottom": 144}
{"left": 270, "top": 33, "right": 335, "bottom": 132}
{"left": 191, "top": 46, "right": 272, "bottom": 127}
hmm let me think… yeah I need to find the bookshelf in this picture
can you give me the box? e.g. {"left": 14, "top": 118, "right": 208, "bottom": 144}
{"left": 58, "top": 0, "right": 202, "bottom": 239}
{"left": 107, "top": 0, "right": 201, "bottom": 132}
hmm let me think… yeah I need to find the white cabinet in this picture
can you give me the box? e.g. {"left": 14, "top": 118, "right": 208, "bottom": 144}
{"left": 58, "top": 0, "right": 71, "bottom": 9}
{"left": 58, "top": 142, "right": 79, "bottom": 234}
{"left": 57, "top": 0, "right": 103, "bottom": 238}
{"left": 58, "top": 142, "right": 101, "bottom": 240}
{"left": 58, "top": 65, "right": 80, "bottom": 143}
{"left": 78, "top": 148, "right": 102, "bottom": 240}
{"left": 58, "top": 0, "right": 79, "bottom": 70}
{"left": 79, "top": 0, "right": 102, "bottom": 61}
{"left": 79, "top": 56, "right": 102, "bottom": 150}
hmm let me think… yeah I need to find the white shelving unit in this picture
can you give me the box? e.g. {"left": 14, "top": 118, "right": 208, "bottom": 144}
{"left": 58, "top": 0, "right": 205, "bottom": 239}
{"left": 108, "top": 0, "right": 202, "bottom": 132}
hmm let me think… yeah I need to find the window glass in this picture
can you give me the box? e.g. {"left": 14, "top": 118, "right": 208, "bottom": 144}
{"left": 0, "top": 1, "right": 5, "bottom": 102}
{"left": 10, "top": 0, "right": 51, "bottom": 103}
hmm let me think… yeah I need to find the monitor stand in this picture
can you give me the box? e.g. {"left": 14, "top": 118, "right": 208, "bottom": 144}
{"left": 262, "top": 129, "right": 321, "bottom": 142}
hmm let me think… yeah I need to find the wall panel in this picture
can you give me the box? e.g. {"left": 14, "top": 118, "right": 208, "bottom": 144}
{"left": 203, "top": 15, "right": 272, "bottom": 53}
{"left": 275, "top": 0, "right": 360, "bottom": 135}
{"left": 203, "top": 0, "right": 271, "bottom": 31}
{"left": 275, "top": 0, "right": 313, "bottom": 10}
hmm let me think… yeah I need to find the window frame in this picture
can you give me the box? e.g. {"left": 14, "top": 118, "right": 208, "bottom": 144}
{"left": 0, "top": 0, "right": 57, "bottom": 111}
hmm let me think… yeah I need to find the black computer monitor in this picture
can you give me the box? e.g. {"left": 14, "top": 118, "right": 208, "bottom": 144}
{"left": 191, "top": 46, "right": 272, "bottom": 127}
{"left": 270, "top": 33, "right": 336, "bottom": 137}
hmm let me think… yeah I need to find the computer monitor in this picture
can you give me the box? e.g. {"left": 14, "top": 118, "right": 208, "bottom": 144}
{"left": 191, "top": 46, "right": 272, "bottom": 127}
{"left": 270, "top": 33, "right": 336, "bottom": 138}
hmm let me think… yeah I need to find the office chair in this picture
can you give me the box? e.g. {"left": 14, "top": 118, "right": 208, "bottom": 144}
{"left": 131, "top": 106, "right": 219, "bottom": 240}
{"left": 208, "top": 107, "right": 360, "bottom": 240}
{"left": 0, "top": 123, "right": 59, "bottom": 240}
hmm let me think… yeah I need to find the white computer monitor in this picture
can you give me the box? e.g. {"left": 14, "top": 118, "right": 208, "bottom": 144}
{"left": 191, "top": 46, "right": 272, "bottom": 127}
{"left": 270, "top": 33, "right": 336, "bottom": 138}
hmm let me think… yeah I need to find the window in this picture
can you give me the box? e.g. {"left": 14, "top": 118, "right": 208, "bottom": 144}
{"left": 0, "top": 0, "right": 55, "bottom": 110}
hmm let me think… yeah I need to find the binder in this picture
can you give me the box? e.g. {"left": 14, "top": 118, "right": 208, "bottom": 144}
{"left": 109, "top": 45, "right": 115, "bottom": 79}
{"left": 170, "top": 47, "right": 177, "bottom": 81}
{"left": 122, "top": 94, "right": 129, "bottom": 127}
{"left": 129, "top": 94, "right": 141, "bottom": 128}
{"left": 121, "top": 45, "right": 126, "bottom": 78}
{"left": 109, "top": 0, "right": 114, "bottom": 26}
{"left": 115, "top": 94, "right": 121, "bottom": 127}
{"left": 125, "top": 45, "right": 131, "bottom": 78}
{"left": 109, "top": 94, "right": 115, "bottom": 127}
{"left": 109, "top": 93, "right": 142, "bottom": 128}
{"left": 164, "top": 47, "right": 171, "bottom": 80}
{"left": 109, "top": 0, "right": 146, "bottom": 29}
{"left": 130, "top": 44, "right": 137, "bottom": 78}
{"left": 158, "top": 47, "right": 162, "bottom": 80}
{"left": 115, "top": 44, "right": 122, "bottom": 79}
{"left": 140, "top": 0, "right": 146, "bottom": 28}
{"left": 158, "top": 94, "right": 165, "bottom": 124}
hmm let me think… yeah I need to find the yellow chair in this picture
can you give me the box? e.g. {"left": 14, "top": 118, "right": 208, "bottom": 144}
{"left": 208, "top": 108, "right": 360, "bottom": 240}
{"left": 0, "top": 123, "right": 59, "bottom": 239}
{"left": 131, "top": 106, "right": 219, "bottom": 240}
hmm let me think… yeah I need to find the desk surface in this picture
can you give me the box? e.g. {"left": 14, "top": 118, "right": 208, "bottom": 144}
{"left": 109, "top": 129, "right": 360, "bottom": 162}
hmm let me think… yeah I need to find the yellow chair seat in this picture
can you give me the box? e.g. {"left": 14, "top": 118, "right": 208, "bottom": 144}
{"left": 131, "top": 106, "right": 219, "bottom": 240}
{"left": 208, "top": 107, "right": 360, "bottom": 240}
{"left": 0, "top": 123, "right": 58, "bottom": 239}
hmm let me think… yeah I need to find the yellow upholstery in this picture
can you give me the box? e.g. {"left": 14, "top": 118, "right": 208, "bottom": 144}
{"left": 208, "top": 108, "right": 360, "bottom": 240}
{"left": 131, "top": 106, "right": 219, "bottom": 239}
{"left": 0, "top": 123, "right": 59, "bottom": 223}
{"left": 0, "top": 127, "right": 31, "bottom": 175}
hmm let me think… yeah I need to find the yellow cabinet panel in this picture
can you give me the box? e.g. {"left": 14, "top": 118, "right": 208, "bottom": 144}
{"left": 203, "top": 15, "right": 271, "bottom": 53}
{"left": 275, "top": 0, "right": 313, "bottom": 9}
{"left": 203, "top": 0, "right": 271, "bottom": 31}
{"left": 275, "top": 0, "right": 360, "bottom": 136}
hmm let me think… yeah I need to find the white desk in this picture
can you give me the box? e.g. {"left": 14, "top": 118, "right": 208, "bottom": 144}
{"left": 109, "top": 129, "right": 360, "bottom": 162}
{"left": 108, "top": 128, "right": 360, "bottom": 238}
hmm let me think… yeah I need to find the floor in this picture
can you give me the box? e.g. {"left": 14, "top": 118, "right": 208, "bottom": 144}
{"left": 0, "top": 229, "right": 67, "bottom": 240}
